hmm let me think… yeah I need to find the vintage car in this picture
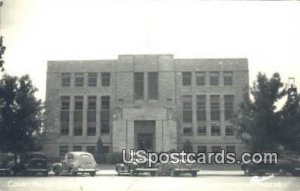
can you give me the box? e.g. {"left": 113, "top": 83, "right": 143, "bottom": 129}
{"left": 11, "top": 152, "right": 50, "bottom": 176}
{"left": 156, "top": 160, "right": 200, "bottom": 177}
{"left": 0, "top": 153, "right": 14, "bottom": 176}
{"left": 52, "top": 152, "right": 98, "bottom": 176}
{"left": 116, "top": 154, "right": 157, "bottom": 176}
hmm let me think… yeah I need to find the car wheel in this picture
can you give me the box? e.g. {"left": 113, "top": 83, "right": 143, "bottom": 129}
{"left": 277, "top": 167, "right": 287, "bottom": 176}
{"left": 90, "top": 171, "right": 96, "bottom": 177}
{"left": 129, "top": 168, "right": 135, "bottom": 176}
{"left": 44, "top": 172, "right": 49, "bottom": 177}
{"left": 244, "top": 167, "right": 252, "bottom": 176}
{"left": 191, "top": 171, "right": 197, "bottom": 177}
{"left": 53, "top": 168, "right": 60, "bottom": 176}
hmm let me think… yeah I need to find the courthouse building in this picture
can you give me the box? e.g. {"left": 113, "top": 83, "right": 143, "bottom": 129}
{"left": 43, "top": 54, "right": 248, "bottom": 158}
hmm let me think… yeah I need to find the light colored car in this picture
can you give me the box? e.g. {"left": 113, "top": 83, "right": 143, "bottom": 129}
{"left": 52, "top": 152, "right": 98, "bottom": 176}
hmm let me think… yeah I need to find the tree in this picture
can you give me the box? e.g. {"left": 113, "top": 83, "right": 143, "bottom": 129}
{"left": 0, "top": 36, "right": 6, "bottom": 72}
{"left": 0, "top": 74, "right": 43, "bottom": 159}
{"left": 235, "top": 72, "right": 287, "bottom": 152}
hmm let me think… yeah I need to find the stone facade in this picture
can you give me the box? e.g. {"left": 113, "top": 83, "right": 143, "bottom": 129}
{"left": 43, "top": 54, "right": 248, "bottom": 159}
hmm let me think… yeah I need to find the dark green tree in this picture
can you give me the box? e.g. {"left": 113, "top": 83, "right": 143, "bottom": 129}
{"left": 0, "top": 74, "right": 43, "bottom": 159}
{"left": 235, "top": 72, "right": 286, "bottom": 152}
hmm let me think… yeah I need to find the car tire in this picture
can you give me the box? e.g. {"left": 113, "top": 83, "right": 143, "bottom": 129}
{"left": 277, "top": 167, "right": 287, "bottom": 176}
{"left": 44, "top": 172, "right": 49, "bottom": 177}
{"left": 53, "top": 168, "right": 60, "bottom": 176}
{"left": 191, "top": 171, "right": 197, "bottom": 177}
{"left": 90, "top": 171, "right": 96, "bottom": 177}
{"left": 129, "top": 168, "right": 135, "bottom": 176}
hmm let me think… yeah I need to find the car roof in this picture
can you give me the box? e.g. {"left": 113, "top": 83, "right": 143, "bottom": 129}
{"left": 67, "top": 151, "right": 92, "bottom": 156}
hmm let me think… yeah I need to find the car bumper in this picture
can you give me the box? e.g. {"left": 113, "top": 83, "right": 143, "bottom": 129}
{"left": 77, "top": 168, "right": 97, "bottom": 172}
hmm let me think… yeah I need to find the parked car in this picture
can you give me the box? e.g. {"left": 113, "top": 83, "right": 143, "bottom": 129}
{"left": 116, "top": 154, "right": 157, "bottom": 176}
{"left": 11, "top": 152, "right": 50, "bottom": 176}
{"left": 156, "top": 160, "right": 199, "bottom": 177}
{"left": 52, "top": 152, "right": 98, "bottom": 176}
{"left": 0, "top": 153, "right": 14, "bottom": 176}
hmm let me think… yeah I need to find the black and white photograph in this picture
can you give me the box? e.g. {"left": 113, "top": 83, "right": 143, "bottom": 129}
{"left": 0, "top": 0, "right": 300, "bottom": 191}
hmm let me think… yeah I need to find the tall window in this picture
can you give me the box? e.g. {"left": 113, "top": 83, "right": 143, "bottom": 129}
{"left": 61, "top": 73, "right": 71, "bottom": 87}
{"left": 134, "top": 72, "right": 144, "bottom": 100}
{"left": 197, "top": 125, "right": 207, "bottom": 136}
{"left": 209, "top": 72, "right": 219, "bottom": 86}
{"left": 148, "top": 72, "right": 158, "bottom": 100}
{"left": 225, "top": 126, "right": 234, "bottom": 136}
{"left": 73, "top": 145, "right": 82, "bottom": 151}
{"left": 59, "top": 146, "right": 68, "bottom": 157}
{"left": 60, "top": 96, "right": 70, "bottom": 136}
{"left": 75, "top": 73, "right": 84, "bottom": 87}
{"left": 211, "top": 146, "right": 222, "bottom": 153}
{"left": 197, "top": 146, "right": 207, "bottom": 154}
{"left": 182, "top": 95, "right": 193, "bottom": 135}
{"left": 224, "top": 95, "right": 234, "bottom": 120}
{"left": 87, "top": 96, "right": 96, "bottom": 136}
{"left": 211, "top": 125, "right": 220, "bottom": 136}
{"left": 196, "top": 95, "right": 206, "bottom": 121}
{"left": 226, "top": 146, "right": 236, "bottom": 153}
{"left": 182, "top": 72, "right": 192, "bottom": 86}
{"left": 74, "top": 96, "right": 83, "bottom": 136}
{"left": 101, "top": 96, "right": 110, "bottom": 134}
{"left": 101, "top": 72, "right": 110, "bottom": 86}
{"left": 88, "top": 73, "right": 97, "bottom": 87}
{"left": 224, "top": 72, "right": 233, "bottom": 86}
{"left": 210, "top": 95, "right": 220, "bottom": 121}
{"left": 196, "top": 72, "right": 205, "bottom": 86}
{"left": 86, "top": 146, "right": 96, "bottom": 155}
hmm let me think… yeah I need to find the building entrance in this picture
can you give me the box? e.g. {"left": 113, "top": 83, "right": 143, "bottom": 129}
{"left": 134, "top": 121, "right": 155, "bottom": 151}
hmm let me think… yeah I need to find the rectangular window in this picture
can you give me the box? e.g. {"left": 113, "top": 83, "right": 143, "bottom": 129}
{"left": 182, "top": 95, "right": 192, "bottom": 123}
{"left": 211, "top": 125, "right": 220, "bottom": 136}
{"left": 73, "top": 145, "right": 82, "bottom": 151}
{"left": 88, "top": 73, "right": 97, "bottom": 87}
{"left": 61, "top": 96, "right": 70, "bottom": 110}
{"left": 182, "top": 72, "right": 192, "bottom": 86}
{"left": 224, "top": 72, "right": 233, "bottom": 86}
{"left": 86, "top": 146, "right": 96, "bottom": 155}
{"left": 197, "top": 146, "right": 207, "bottom": 154}
{"left": 224, "top": 95, "right": 234, "bottom": 120}
{"left": 196, "top": 72, "right": 205, "bottom": 86}
{"left": 74, "top": 96, "right": 83, "bottom": 136}
{"left": 88, "top": 96, "right": 96, "bottom": 110}
{"left": 134, "top": 72, "right": 144, "bottom": 100}
{"left": 87, "top": 96, "right": 96, "bottom": 136}
{"left": 209, "top": 72, "right": 219, "bottom": 86}
{"left": 101, "top": 72, "right": 110, "bottom": 86}
{"left": 75, "top": 73, "right": 84, "bottom": 87}
{"left": 211, "top": 146, "right": 222, "bottom": 153}
{"left": 100, "top": 120, "right": 110, "bottom": 134}
{"left": 225, "top": 126, "right": 234, "bottom": 136}
{"left": 196, "top": 95, "right": 206, "bottom": 121}
{"left": 101, "top": 96, "right": 110, "bottom": 134}
{"left": 59, "top": 146, "right": 68, "bottom": 157}
{"left": 197, "top": 125, "right": 206, "bottom": 136}
{"left": 183, "top": 123, "right": 193, "bottom": 135}
{"left": 61, "top": 73, "right": 71, "bottom": 87}
{"left": 148, "top": 72, "right": 158, "bottom": 100}
{"left": 210, "top": 95, "right": 220, "bottom": 121}
{"left": 101, "top": 96, "right": 110, "bottom": 109}
{"left": 60, "top": 96, "right": 70, "bottom": 136}
{"left": 226, "top": 146, "right": 236, "bottom": 153}
{"left": 87, "top": 126, "right": 96, "bottom": 136}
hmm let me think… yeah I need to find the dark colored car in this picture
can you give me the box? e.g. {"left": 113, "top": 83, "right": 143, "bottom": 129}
{"left": 0, "top": 153, "right": 14, "bottom": 176}
{"left": 11, "top": 152, "right": 50, "bottom": 176}
{"left": 156, "top": 161, "right": 199, "bottom": 177}
{"left": 116, "top": 155, "right": 157, "bottom": 176}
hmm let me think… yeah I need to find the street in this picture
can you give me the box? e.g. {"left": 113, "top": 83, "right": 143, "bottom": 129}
{"left": 0, "top": 171, "right": 299, "bottom": 191}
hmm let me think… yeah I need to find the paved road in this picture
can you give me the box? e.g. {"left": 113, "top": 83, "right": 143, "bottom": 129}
{"left": 0, "top": 171, "right": 299, "bottom": 191}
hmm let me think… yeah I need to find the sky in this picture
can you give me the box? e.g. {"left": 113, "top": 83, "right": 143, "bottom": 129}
{"left": 1, "top": 0, "right": 300, "bottom": 101}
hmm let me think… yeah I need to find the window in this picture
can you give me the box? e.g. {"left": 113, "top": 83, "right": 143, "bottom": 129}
{"left": 101, "top": 72, "right": 110, "bottom": 86}
{"left": 183, "top": 123, "right": 193, "bottom": 135}
{"left": 226, "top": 146, "right": 235, "bottom": 153}
{"left": 75, "top": 73, "right": 84, "bottom": 87}
{"left": 196, "top": 95, "right": 206, "bottom": 121}
{"left": 209, "top": 72, "right": 219, "bottom": 86}
{"left": 59, "top": 146, "right": 68, "bottom": 157}
{"left": 148, "top": 72, "right": 158, "bottom": 100}
{"left": 103, "top": 146, "right": 109, "bottom": 153}
{"left": 87, "top": 96, "right": 96, "bottom": 136}
{"left": 73, "top": 145, "right": 82, "bottom": 151}
{"left": 197, "top": 146, "right": 207, "bottom": 154}
{"left": 86, "top": 146, "right": 96, "bottom": 155}
{"left": 196, "top": 72, "right": 205, "bottom": 86}
{"left": 225, "top": 126, "right": 234, "bottom": 136}
{"left": 197, "top": 125, "right": 207, "bottom": 136}
{"left": 74, "top": 96, "right": 83, "bottom": 136}
{"left": 60, "top": 96, "right": 70, "bottom": 136}
{"left": 182, "top": 95, "right": 192, "bottom": 123}
{"left": 182, "top": 72, "right": 192, "bottom": 86}
{"left": 211, "top": 146, "right": 222, "bottom": 153}
{"left": 87, "top": 126, "right": 96, "bottom": 136}
{"left": 61, "top": 73, "right": 71, "bottom": 87}
{"left": 224, "top": 95, "right": 234, "bottom": 120}
{"left": 210, "top": 95, "right": 220, "bottom": 121}
{"left": 211, "top": 125, "right": 220, "bottom": 136}
{"left": 101, "top": 96, "right": 110, "bottom": 134}
{"left": 88, "top": 96, "right": 96, "bottom": 110}
{"left": 88, "top": 73, "right": 97, "bottom": 87}
{"left": 134, "top": 72, "right": 144, "bottom": 100}
{"left": 224, "top": 72, "right": 233, "bottom": 86}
